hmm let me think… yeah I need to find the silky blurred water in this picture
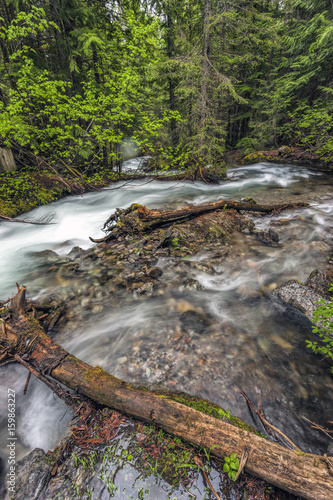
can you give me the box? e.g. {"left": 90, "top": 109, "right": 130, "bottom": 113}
{"left": 0, "top": 162, "right": 333, "bottom": 497}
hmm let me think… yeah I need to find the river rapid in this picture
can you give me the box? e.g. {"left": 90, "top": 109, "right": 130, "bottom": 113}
{"left": 0, "top": 162, "right": 333, "bottom": 498}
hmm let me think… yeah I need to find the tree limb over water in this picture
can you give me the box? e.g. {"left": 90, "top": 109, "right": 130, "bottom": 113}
{"left": 0, "top": 213, "right": 55, "bottom": 225}
{"left": 1, "top": 286, "right": 332, "bottom": 500}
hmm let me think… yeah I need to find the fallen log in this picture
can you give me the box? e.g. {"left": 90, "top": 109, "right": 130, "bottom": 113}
{"left": 1, "top": 287, "right": 332, "bottom": 500}
{"left": 90, "top": 199, "right": 308, "bottom": 243}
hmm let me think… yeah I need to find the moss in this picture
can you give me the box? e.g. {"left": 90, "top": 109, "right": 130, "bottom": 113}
{"left": 84, "top": 365, "right": 108, "bottom": 382}
{"left": 64, "top": 354, "right": 82, "bottom": 366}
{"left": 207, "top": 223, "right": 223, "bottom": 237}
{"left": 0, "top": 168, "right": 139, "bottom": 218}
{"left": 130, "top": 203, "right": 145, "bottom": 211}
{"left": 243, "top": 152, "right": 273, "bottom": 165}
{"left": 154, "top": 391, "right": 262, "bottom": 436}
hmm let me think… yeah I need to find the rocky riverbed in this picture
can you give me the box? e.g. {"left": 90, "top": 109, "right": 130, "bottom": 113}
{"left": 1, "top": 163, "right": 333, "bottom": 500}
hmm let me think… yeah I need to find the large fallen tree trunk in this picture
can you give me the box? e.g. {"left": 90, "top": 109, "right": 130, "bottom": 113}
{"left": 1, "top": 287, "right": 332, "bottom": 500}
{"left": 90, "top": 199, "right": 309, "bottom": 243}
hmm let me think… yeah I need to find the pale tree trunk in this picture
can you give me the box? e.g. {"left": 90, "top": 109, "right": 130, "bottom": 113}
{"left": 0, "top": 148, "right": 16, "bottom": 172}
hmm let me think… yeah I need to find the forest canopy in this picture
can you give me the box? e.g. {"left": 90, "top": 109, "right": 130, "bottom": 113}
{"left": 0, "top": 0, "right": 333, "bottom": 171}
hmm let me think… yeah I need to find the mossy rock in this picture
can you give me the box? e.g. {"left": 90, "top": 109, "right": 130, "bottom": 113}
{"left": 243, "top": 152, "right": 273, "bottom": 164}
{"left": 278, "top": 146, "right": 292, "bottom": 155}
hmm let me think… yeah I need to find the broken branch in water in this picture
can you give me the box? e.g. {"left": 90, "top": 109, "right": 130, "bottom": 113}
{"left": 0, "top": 213, "right": 55, "bottom": 225}
{"left": 238, "top": 388, "right": 302, "bottom": 452}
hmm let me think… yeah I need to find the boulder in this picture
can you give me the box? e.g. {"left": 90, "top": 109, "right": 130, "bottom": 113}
{"left": 273, "top": 270, "right": 332, "bottom": 323}
{"left": 10, "top": 448, "right": 51, "bottom": 500}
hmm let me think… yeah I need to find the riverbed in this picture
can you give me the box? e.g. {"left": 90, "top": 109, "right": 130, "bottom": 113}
{"left": 1, "top": 162, "right": 333, "bottom": 498}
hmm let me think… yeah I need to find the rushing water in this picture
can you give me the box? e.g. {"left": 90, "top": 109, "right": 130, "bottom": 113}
{"left": 1, "top": 162, "right": 333, "bottom": 497}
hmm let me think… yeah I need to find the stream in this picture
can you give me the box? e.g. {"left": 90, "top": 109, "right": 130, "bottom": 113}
{"left": 1, "top": 162, "right": 333, "bottom": 498}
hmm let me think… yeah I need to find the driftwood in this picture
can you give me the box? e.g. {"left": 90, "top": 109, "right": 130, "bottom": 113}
{"left": 90, "top": 199, "right": 309, "bottom": 243}
{"left": 1, "top": 287, "right": 332, "bottom": 500}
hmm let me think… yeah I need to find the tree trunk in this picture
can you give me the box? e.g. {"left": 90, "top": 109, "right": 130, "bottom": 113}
{"left": 0, "top": 147, "right": 17, "bottom": 172}
{"left": 1, "top": 287, "right": 333, "bottom": 500}
{"left": 199, "top": 0, "right": 212, "bottom": 149}
{"left": 90, "top": 199, "right": 309, "bottom": 242}
{"left": 139, "top": 199, "right": 308, "bottom": 221}
{"left": 167, "top": 7, "right": 178, "bottom": 149}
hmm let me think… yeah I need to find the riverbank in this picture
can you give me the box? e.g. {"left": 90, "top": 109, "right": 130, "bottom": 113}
{"left": 1, "top": 146, "right": 329, "bottom": 219}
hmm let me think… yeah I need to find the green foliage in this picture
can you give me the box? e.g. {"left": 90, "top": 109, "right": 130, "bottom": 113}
{"left": 223, "top": 453, "right": 240, "bottom": 482}
{"left": 0, "top": 170, "right": 63, "bottom": 216}
{"left": 1, "top": 0, "right": 333, "bottom": 178}
{"left": 0, "top": 5, "right": 179, "bottom": 168}
{"left": 306, "top": 284, "right": 333, "bottom": 373}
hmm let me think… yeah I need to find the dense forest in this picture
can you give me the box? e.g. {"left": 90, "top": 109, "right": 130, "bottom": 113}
{"left": 0, "top": 0, "right": 333, "bottom": 172}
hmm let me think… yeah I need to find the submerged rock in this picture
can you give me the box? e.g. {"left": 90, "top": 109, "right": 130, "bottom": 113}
{"left": 252, "top": 228, "right": 280, "bottom": 246}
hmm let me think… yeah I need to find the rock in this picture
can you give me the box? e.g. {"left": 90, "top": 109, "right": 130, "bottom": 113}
{"left": 278, "top": 146, "right": 292, "bottom": 155}
{"left": 27, "top": 250, "right": 59, "bottom": 261}
{"left": 236, "top": 284, "right": 262, "bottom": 299}
{"left": 327, "top": 442, "right": 333, "bottom": 457}
{"left": 183, "top": 260, "right": 216, "bottom": 274}
{"left": 147, "top": 267, "right": 163, "bottom": 279}
{"left": 135, "top": 282, "right": 154, "bottom": 295}
{"left": 305, "top": 270, "right": 332, "bottom": 298}
{"left": 176, "top": 300, "right": 196, "bottom": 314}
{"left": 12, "top": 448, "right": 51, "bottom": 500}
{"left": 253, "top": 228, "right": 279, "bottom": 246}
{"left": 273, "top": 279, "right": 328, "bottom": 322}
{"left": 67, "top": 246, "right": 85, "bottom": 259}
{"left": 180, "top": 310, "right": 212, "bottom": 334}
{"left": 178, "top": 278, "right": 205, "bottom": 292}
{"left": 241, "top": 198, "right": 257, "bottom": 204}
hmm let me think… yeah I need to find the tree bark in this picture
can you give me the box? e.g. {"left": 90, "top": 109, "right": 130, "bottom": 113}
{"left": 1, "top": 288, "right": 332, "bottom": 500}
{"left": 0, "top": 147, "right": 17, "bottom": 172}
{"left": 199, "top": 0, "right": 212, "bottom": 149}
{"left": 138, "top": 199, "right": 309, "bottom": 221}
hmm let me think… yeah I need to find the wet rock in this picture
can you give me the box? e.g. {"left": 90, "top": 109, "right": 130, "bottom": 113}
{"left": 236, "top": 284, "right": 262, "bottom": 299}
{"left": 241, "top": 197, "right": 257, "bottom": 204}
{"left": 146, "top": 267, "right": 163, "bottom": 279}
{"left": 327, "top": 442, "right": 333, "bottom": 457}
{"left": 180, "top": 310, "right": 212, "bottom": 334}
{"left": 273, "top": 278, "right": 328, "bottom": 322}
{"left": 182, "top": 260, "right": 216, "bottom": 274}
{"left": 178, "top": 278, "right": 205, "bottom": 292}
{"left": 253, "top": 228, "right": 280, "bottom": 246}
{"left": 278, "top": 146, "right": 292, "bottom": 155}
{"left": 27, "top": 250, "right": 68, "bottom": 264}
{"left": 305, "top": 269, "right": 332, "bottom": 298}
{"left": 67, "top": 246, "right": 85, "bottom": 260}
{"left": 135, "top": 282, "right": 154, "bottom": 295}
{"left": 57, "top": 261, "right": 80, "bottom": 277}
{"left": 12, "top": 448, "right": 51, "bottom": 500}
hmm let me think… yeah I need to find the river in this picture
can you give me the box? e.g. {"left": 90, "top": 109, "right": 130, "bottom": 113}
{"left": 0, "top": 162, "right": 333, "bottom": 498}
